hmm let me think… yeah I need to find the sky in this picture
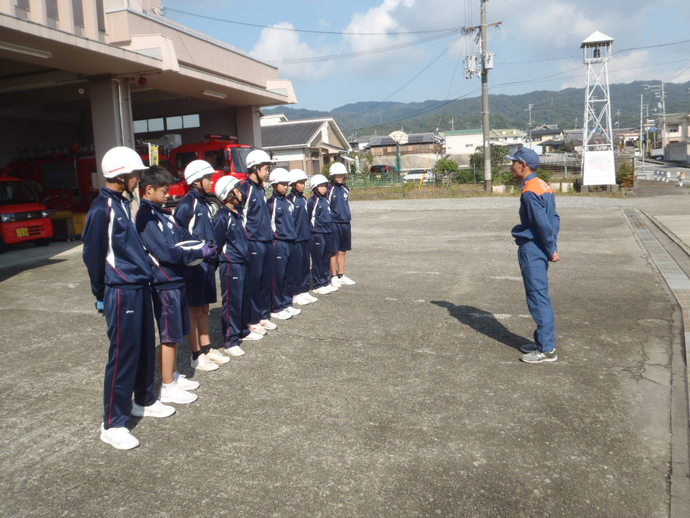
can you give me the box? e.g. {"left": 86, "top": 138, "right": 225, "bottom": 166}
{"left": 162, "top": 0, "right": 690, "bottom": 112}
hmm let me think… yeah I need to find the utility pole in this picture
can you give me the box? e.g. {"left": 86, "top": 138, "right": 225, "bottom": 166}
{"left": 639, "top": 94, "right": 644, "bottom": 167}
{"left": 480, "top": 0, "right": 492, "bottom": 192}
{"left": 463, "top": 0, "right": 500, "bottom": 192}
{"left": 525, "top": 103, "right": 533, "bottom": 148}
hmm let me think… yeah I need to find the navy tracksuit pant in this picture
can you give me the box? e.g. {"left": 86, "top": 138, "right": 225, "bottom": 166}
{"left": 518, "top": 241, "right": 556, "bottom": 352}
{"left": 247, "top": 240, "right": 273, "bottom": 323}
{"left": 272, "top": 239, "right": 293, "bottom": 311}
{"left": 103, "top": 284, "right": 156, "bottom": 429}
{"left": 219, "top": 261, "right": 249, "bottom": 348}
{"left": 310, "top": 232, "right": 332, "bottom": 288}
{"left": 287, "top": 240, "right": 310, "bottom": 296}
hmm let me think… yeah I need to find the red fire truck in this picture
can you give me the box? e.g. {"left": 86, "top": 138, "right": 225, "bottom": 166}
{"left": 167, "top": 134, "right": 255, "bottom": 204}
{"left": 0, "top": 174, "right": 54, "bottom": 250}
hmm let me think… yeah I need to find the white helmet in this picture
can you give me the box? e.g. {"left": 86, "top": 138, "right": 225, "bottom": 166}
{"left": 289, "top": 168, "right": 308, "bottom": 185}
{"left": 214, "top": 175, "right": 241, "bottom": 201}
{"left": 175, "top": 240, "right": 205, "bottom": 266}
{"left": 246, "top": 149, "right": 274, "bottom": 170}
{"left": 329, "top": 162, "right": 348, "bottom": 176}
{"left": 309, "top": 174, "right": 329, "bottom": 190}
{"left": 184, "top": 160, "right": 215, "bottom": 185}
{"left": 269, "top": 168, "right": 291, "bottom": 185}
{"left": 101, "top": 146, "right": 146, "bottom": 178}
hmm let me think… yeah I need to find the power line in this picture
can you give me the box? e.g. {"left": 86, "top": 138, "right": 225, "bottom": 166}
{"left": 271, "top": 32, "right": 457, "bottom": 64}
{"left": 165, "top": 6, "right": 463, "bottom": 36}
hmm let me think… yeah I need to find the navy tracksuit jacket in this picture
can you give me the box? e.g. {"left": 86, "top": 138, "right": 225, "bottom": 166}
{"left": 214, "top": 205, "right": 251, "bottom": 347}
{"left": 307, "top": 193, "right": 333, "bottom": 288}
{"left": 512, "top": 173, "right": 560, "bottom": 352}
{"left": 287, "top": 188, "right": 311, "bottom": 296}
{"left": 239, "top": 178, "right": 273, "bottom": 322}
{"left": 174, "top": 188, "right": 217, "bottom": 306}
{"left": 327, "top": 183, "right": 351, "bottom": 223}
{"left": 82, "top": 187, "right": 156, "bottom": 429}
{"left": 267, "top": 193, "right": 296, "bottom": 311}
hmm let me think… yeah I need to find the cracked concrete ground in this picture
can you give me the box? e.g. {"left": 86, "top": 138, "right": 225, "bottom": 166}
{"left": 0, "top": 194, "right": 686, "bottom": 517}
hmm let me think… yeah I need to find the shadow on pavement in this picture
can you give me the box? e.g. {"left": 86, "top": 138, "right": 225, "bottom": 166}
{"left": 430, "top": 301, "right": 528, "bottom": 350}
{"left": 0, "top": 258, "right": 67, "bottom": 283}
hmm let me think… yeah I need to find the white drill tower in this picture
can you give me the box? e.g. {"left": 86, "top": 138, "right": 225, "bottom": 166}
{"left": 581, "top": 31, "right": 615, "bottom": 186}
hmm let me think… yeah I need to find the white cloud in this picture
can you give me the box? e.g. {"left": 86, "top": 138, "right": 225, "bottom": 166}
{"left": 249, "top": 22, "right": 334, "bottom": 79}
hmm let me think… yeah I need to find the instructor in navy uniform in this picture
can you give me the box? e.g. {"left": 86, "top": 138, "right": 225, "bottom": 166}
{"left": 508, "top": 147, "right": 560, "bottom": 364}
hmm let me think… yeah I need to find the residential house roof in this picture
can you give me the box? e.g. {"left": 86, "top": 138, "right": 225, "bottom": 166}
{"left": 531, "top": 125, "right": 563, "bottom": 138}
{"left": 444, "top": 129, "right": 483, "bottom": 136}
{"left": 260, "top": 117, "right": 350, "bottom": 151}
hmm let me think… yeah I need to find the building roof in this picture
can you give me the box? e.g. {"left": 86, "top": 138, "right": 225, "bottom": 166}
{"left": 531, "top": 126, "right": 563, "bottom": 137}
{"left": 444, "top": 129, "right": 483, "bottom": 136}
{"left": 262, "top": 121, "right": 324, "bottom": 148}
{"left": 490, "top": 128, "right": 525, "bottom": 138}
{"left": 581, "top": 31, "right": 614, "bottom": 47}
{"left": 369, "top": 132, "right": 442, "bottom": 147}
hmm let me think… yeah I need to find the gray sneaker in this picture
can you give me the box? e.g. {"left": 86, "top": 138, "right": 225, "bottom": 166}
{"left": 519, "top": 343, "right": 538, "bottom": 354}
{"left": 521, "top": 349, "right": 557, "bottom": 363}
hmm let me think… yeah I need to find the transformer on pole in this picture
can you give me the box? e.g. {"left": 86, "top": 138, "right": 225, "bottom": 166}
{"left": 581, "top": 31, "right": 616, "bottom": 186}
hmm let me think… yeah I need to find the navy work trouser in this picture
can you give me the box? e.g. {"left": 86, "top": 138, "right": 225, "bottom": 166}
{"left": 246, "top": 240, "right": 273, "bottom": 323}
{"left": 310, "top": 232, "right": 333, "bottom": 288}
{"left": 272, "top": 239, "right": 293, "bottom": 311}
{"left": 103, "top": 284, "right": 156, "bottom": 429}
{"left": 287, "top": 240, "right": 310, "bottom": 296}
{"left": 219, "top": 261, "right": 249, "bottom": 348}
{"left": 518, "top": 241, "right": 557, "bottom": 352}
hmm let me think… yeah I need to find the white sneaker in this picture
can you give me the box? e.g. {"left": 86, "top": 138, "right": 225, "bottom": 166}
{"left": 292, "top": 294, "right": 310, "bottom": 306}
{"left": 173, "top": 372, "right": 199, "bottom": 391}
{"left": 100, "top": 424, "right": 139, "bottom": 450}
{"left": 303, "top": 292, "right": 319, "bottom": 303}
{"left": 191, "top": 353, "right": 219, "bottom": 372}
{"left": 313, "top": 286, "right": 331, "bottom": 295}
{"left": 285, "top": 306, "right": 302, "bottom": 316}
{"left": 225, "top": 345, "right": 246, "bottom": 356}
{"left": 325, "top": 284, "right": 339, "bottom": 293}
{"left": 160, "top": 383, "right": 198, "bottom": 404}
{"left": 270, "top": 310, "right": 293, "bottom": 320}
{"left": 331, "top": 276, "right": 341, "bottom": 288}
{"left": 260, "top": 319, "right": 278, "bottom": 330}
{"left": 205, "top": 348, "right": 230, "bottom": 365}
{"left": 131, "top": 400, "right": 176, "bottom": 418}
{"left": 249, "top": 323, "right": 267, "bottom": 335}
{"left": 241, "top": 331, "right": 263, "bottom": 341}
{"left": 339, "top": 275, "right": 356, "bottom": 285}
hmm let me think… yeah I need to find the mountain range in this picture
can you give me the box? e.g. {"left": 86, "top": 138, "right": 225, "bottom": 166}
{"left": 262, "top": 80, "right": 690, "bottom": 138}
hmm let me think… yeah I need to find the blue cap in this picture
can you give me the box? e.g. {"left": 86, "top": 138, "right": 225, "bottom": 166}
{"left": 506, "top": 147, "right": 539, "bottom": 170}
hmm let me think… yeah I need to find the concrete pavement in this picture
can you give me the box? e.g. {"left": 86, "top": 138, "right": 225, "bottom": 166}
{"left": 0, "top": 186, "right": 689, "bottom": 517}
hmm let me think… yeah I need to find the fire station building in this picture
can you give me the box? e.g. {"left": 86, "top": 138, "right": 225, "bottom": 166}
{"left": 0, "top": 0, "right": 296, "bottom": 184}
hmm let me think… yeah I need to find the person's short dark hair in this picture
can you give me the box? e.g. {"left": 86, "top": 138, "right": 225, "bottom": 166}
{"left": 140, "top": 165, "right": 175, "bottom": 190}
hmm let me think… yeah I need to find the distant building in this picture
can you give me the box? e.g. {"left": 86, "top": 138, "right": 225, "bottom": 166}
{"left": 530, "top": 124, "right": 564, "bottom": 143}
{"left": 260, "top": 114, "right": 350, "bottom": 175}
{"left": 489, "top": 128, "right": 525, "bottom": 146}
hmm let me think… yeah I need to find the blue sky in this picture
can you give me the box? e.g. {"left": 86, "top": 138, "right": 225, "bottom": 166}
{"left": 163, "top": 0, "right": 690, "bottom": 111}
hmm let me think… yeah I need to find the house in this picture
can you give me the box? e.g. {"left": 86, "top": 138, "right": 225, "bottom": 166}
{"left": 489, "top": 128, "right": 525, "bottom": 146}
{"left": 0, "top": 0, "right": 296, "bottom": 182}
{"left": 260, "top": 114, "right": 350, "bottom": 175}
{"left": 529, "top": 124, "right": 564, "bottom": 143}
{"left": 444, "top": 129, "right": 483, "bottom": 156}
{"left": 366, "top": 132, "right": 444, "bottom": 171}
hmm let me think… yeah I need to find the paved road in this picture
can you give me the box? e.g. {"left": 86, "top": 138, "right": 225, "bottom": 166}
{"left": 0, "top": 188, "right": 688, "bottom": 517}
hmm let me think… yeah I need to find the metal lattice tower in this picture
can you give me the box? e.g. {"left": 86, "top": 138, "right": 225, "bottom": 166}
{"left": 581, "top": 31, "right": 615, "bottom": 186}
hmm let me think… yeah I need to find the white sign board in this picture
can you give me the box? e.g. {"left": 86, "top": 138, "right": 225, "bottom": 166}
{"left": 583, "top": 150, "right": 616, "bottom": 185}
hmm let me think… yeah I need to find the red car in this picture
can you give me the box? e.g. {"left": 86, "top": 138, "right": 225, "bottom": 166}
{"left": 0, "top": 175, "right": 53, "bottom": 250}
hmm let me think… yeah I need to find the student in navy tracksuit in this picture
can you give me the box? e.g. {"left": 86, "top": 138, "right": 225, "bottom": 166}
{"left": 82, "top": 147, "right": 174, "bottom": 451}
{"left": 286, "top": 169, "right": 317, "bottom": 306}
{"left": 307, "top": 174, "right": 337, "bottom": 295}
{"left": 175, "top": 160, "right": 229, "bottom": 372}
{"left": 239, "top": 149, "right": 277, "bottom": 335}
{"left": 507, "top": 148, "right": 561, "bottom": 364}
{"left": 327, "top": 162, "right": 356, "bottom": 288}
{"left": 136, "top": 166, "right": 217, "bottom": 407}
{"left": 213, "top": 175, "right": 263, "bottom": 356}
{"left": 266, "top": 168, "right": 301, "bottom": 320}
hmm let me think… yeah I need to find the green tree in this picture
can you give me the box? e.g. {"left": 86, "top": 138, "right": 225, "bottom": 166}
{"left": 470, "top": 144, "right": 513, "bottom": 185}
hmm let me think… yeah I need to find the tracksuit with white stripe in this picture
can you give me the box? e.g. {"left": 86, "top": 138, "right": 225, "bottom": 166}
{"left": 136, "top": 199, "right": 205, "bottom": 344}
{"left": 307, "top": 191, "right": 334, "bottom": 289}
{"left": 82, "top": 187, "right": 156, "bottom": 430}
{"left": 214, "top": 205, "right": 251, "bottom": 348}
{"left": 327, "top": 182, "right": 352, "bottom": 251}
{"left": 174, "top": 188, "right": 217, "bottom": 307}
{"left": 267, "top": 192, "right": 296, "bottom": 312}
{"left": 239, "top": 178, "right": 274, "bottom": 324}
{"left": 286, "top": 188, "right": 311, "bottom": 296}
